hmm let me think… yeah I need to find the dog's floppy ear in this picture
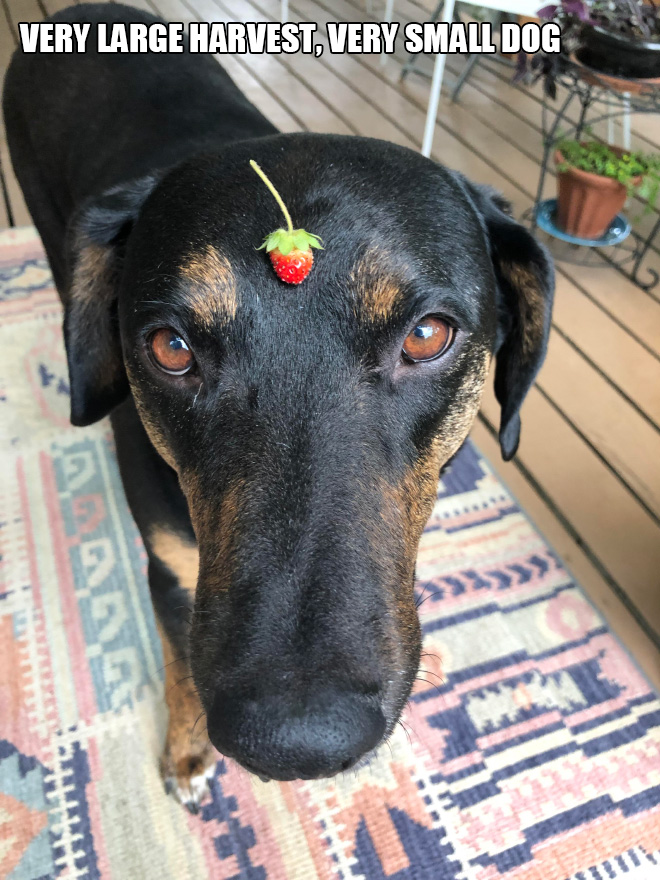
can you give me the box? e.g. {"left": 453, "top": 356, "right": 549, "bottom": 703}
{"left": 64, "top": 175, "right": 159, "bottom": 426}
{"left": 458, "top": 178, "right": 555, "bottom": 460}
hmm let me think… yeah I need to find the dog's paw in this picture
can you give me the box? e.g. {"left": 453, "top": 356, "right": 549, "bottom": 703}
{"left": 160, "top": 740, "right": 217, "bottom": 814}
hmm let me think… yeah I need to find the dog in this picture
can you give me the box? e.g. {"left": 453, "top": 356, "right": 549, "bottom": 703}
{"left": 4, "top": 3, "right": 553, "bottom": 811}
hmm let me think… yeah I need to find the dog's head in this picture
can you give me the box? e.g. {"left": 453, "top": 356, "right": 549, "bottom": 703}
{"left": 64, "top": 134, "right": 553, "bottom": 780}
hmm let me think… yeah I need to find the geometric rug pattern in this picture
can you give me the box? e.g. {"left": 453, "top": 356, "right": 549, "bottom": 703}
{"left": 1, "top": 226, "right": 659, "bottom": 878}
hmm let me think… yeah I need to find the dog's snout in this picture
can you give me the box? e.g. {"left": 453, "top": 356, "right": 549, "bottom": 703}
{"left": 207, "top": 686, "right": 386, "bottom": 781}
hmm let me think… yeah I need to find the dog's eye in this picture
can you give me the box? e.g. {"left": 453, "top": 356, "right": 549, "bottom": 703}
{"left": 149, "top": 328, "right": 195, "bottom": 375}
{"left": 402, "top": 316, "right": 454, "bottom": 363}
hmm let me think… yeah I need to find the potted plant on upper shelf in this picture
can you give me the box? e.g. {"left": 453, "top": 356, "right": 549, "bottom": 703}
{"left": 554, "top": 137, "right": 660, "bottom": 238}
{"left": 517, "top": 0, "right": 660, "bottom": 96}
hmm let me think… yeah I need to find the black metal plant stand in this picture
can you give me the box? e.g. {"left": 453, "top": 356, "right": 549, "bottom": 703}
{"left": 529, "top": 57, "right": 660, "bottom": 292}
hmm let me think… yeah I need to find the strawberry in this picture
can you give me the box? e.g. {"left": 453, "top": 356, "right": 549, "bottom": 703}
{"left": 250, "top": 159, "right": 323, "bottom": 284}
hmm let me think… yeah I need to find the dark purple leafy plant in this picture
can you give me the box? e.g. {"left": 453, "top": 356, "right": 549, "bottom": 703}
{"left": 515, "top": 0, "right": 660, "bottom": 96}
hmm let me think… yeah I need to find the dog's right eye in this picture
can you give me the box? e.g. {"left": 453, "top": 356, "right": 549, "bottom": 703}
{"left": 148, "top": 328, "right": 195, "bottom": 375}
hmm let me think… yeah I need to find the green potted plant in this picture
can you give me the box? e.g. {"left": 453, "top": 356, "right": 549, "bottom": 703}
{"left": 554, "top": 138, "right": 660, "bottom": 238}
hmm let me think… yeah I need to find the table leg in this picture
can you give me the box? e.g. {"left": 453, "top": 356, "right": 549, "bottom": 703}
{"left": 381, "top": 0, "right": 395, "bottom": 65}
{"left": 421, "top": 0, "right": 455, "bottom": 157}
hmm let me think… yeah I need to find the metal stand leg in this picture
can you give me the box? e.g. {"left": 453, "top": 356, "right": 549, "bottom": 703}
{"left": 451, "top": 54, "right": 481, "bottom": 103}
{"left": 421, "top": 0, "right": 456, "bottom": 157}
{"left": 607, "top": 96, "right": 615, "bottom": 144}
{"left": 532, "top": 89, "right": 579, "bottom": 228}
{"left": 623, "top": 94, "right": 631, "bottom": 149}
{"left": 575, "top": 92, "right": 592, "bottom": 140}
{"left": 400, "top": 0, "right": 444, "bottom": 82}
{"left": 451, "top": 11, "right": 504, "bottom": 103}
{"left": 631, "top": 213, "right": 660, "bottom": 282}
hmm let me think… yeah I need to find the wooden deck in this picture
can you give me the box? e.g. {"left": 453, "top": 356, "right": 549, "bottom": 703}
{"left": 2, "top": 0, "right": 659, "bottom": 689}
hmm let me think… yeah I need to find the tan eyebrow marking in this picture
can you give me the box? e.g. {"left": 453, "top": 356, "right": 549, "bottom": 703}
{"left": 179, "top": 244, "right": 237, "bottom": 326}
{"left": 349, "top": 246, "right": 406, "bottom": 322}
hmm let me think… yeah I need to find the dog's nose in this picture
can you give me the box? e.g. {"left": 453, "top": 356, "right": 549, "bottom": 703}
{"left": 207, "top": 686, "right": 386, "bottom": 780}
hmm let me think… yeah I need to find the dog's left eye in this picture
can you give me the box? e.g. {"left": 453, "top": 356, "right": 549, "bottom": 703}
{"left": 149, "top": 328, "right": 195, "bottom": 375}
{"left": 402, "top": 316, "right": 454, "bottom": 363}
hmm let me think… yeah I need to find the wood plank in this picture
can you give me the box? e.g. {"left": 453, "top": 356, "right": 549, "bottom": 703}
{"left": 540, "top": 330, "right": 660, "bottom": 520}
{"left": 124, "top": 0, "right": 160, "bottom": 13}
{"left": 470, "top": 418, "right": 660, "bottom": 692}
{"left": 185, "top": 0, "right": 306, "bottom": 132}
{"left": 213, "top": 53, "right": 305, "bottom": 133}
{"left": 0, "top": 2, "right": 14, "bottom": 228}
{"left": 214, "top": 0, "right": 414, "bottom": 146}
{"left": 551, "top": 270, "right": 660, "bottom": 427}
{"left": 41, "top": 0, "right": 80, "bottom": 15}
{"left": 0, "top": 162, "right": 10, "bottom": 228}
{"left": 3, "top": 0, "right": 43, "bottom": 41}
{"left": 0, "top": 0, "right": 15, "bottom": 58}
{"left": 480, "top": 376, "right": 660, "bottom": 637}
{"left": 182, "top": 0, "right": 353, "bottom": 135}
{"left": 145, "top": 0, "right": 194, "bottom": 20}
{"left": 0, "top": 141, "right": 31, "bottom": 226}
{"left": 0, "top": 1, "right": 33, "bottom": 227}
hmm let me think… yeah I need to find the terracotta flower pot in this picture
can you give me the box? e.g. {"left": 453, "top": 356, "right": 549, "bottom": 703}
{"left": 554, "top": 147, "right": 639, "bottom": 239}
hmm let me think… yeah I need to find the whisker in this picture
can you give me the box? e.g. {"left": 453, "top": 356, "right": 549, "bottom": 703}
{"left": 418, "top": 668, "right": 445, "bottom": 683}
{"left": 414, "top": 582, "right": 434, "bottom": 609}
{"left": 156, "top": 656, "right": 189, "bottom": 674}
{"left": 397, "top": 719, "right": 413, "bottom": 748}
{"left": 189, "top": 711, "right": 207, "bottom": 746}
{"left": 167, "top": 674, "right": 194, "bottom": 697}
{"left": 415, "top": 676, "right": 444, "bottom": 697}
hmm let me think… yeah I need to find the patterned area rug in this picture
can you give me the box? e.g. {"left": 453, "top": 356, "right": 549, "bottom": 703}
{"left": 1, "top": 226, "right": 659, "bottom": 880}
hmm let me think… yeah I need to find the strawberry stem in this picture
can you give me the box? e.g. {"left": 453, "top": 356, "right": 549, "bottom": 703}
{"left": 249, "top": 160, "right": 294, "bottom": 235}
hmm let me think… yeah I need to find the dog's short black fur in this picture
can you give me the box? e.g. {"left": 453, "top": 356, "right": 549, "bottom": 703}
{"left": 4, "top": 4, "right": 553, "bottom": 809}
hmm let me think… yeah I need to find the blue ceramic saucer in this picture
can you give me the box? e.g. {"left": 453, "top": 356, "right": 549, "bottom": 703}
{"left": 535, "top": 198, "right": 631, "bottom": 246}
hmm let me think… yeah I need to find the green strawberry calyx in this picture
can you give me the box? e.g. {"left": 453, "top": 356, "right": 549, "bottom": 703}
{"left": 259, "top": 227, "right": 323, "bottom": 256}
{"left": 249, "top": 159, "right": 324, "bottom": 256}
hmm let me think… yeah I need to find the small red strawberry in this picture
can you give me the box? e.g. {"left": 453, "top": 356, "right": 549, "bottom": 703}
{"left": 250, "top": 159, "right": 323, "bottom": 284}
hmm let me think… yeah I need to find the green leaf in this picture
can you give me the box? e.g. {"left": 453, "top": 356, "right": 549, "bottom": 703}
{"left": 277, "top": 237, "right": 294, "bottom": 256}
{"left": 259, "top": 228, "right": 289, "bottom": 252}
{"left": 293, "top": 230, "right": 312, "bottom": 250}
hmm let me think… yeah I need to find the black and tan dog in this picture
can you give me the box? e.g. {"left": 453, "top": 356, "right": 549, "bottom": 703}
{"left": 4, "top": 4, "right": 553, "bottom": 810}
